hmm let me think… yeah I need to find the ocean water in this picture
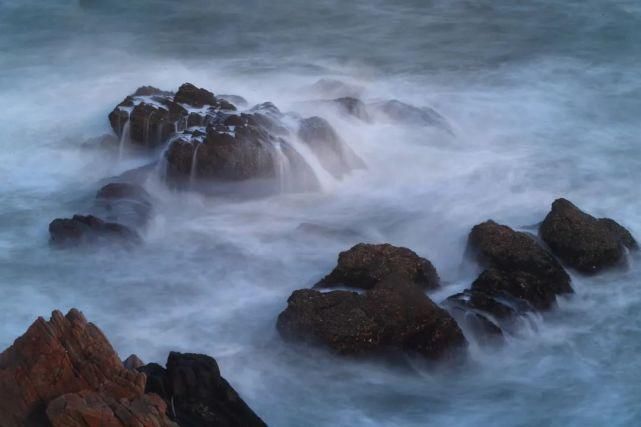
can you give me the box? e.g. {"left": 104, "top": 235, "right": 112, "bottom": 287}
{"left": 1, "top": 1, "right": 641, "bottom": 426}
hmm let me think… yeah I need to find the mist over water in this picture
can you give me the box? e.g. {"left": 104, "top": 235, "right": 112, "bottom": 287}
{"left": 2, "top": 1, "right": 641, "bottom": 426}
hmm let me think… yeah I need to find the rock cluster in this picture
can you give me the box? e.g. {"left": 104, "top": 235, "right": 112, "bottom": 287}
{"left": 278, "top": 244, "right": 466, "bottom": 361}
{"left": 0, "top": 309, "right": 266, "bottom": 427}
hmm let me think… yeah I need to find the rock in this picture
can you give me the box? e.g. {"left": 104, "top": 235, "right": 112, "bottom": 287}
{"left": 218, "top": 94, "right": 248, "bottom": 108}
{"left": 297, "top": 116, "right": 365, "bottom": 178}
{"left": 277, "top": 279, "right": 466, "bottom": 360}
{"left": 447, "top": 221, "right": 573, "bottom": 332}
{"left": 331, "top": 97, "right": 370, "bottom": 121}
{"left": 540, "top": 198, "right": 637, "bottom": 273}
{"left": 368, "top": 100, "right": 453, "bottom": 133}
{"left": 0, "top": 309, "right": 174, "bottom": 427}
{"left": 315, "top": 243, "right": 440, "bottom": 291}
{"left": 94, "top": 182, "right": 153, "bottom": 229}
{"left": 174, "top": 83, "right": 236, "bottom": 110}
{"left": 138, "top": 353, "right": 267, "bottom": 427}
{"left": 123, "top": 354, "right": 145, "bottom": 370}
{"left": 47, "top": 391, "right": 176, "bottom": 427}
{"left": 49, "top": 214, "right": 141, "bottom": 247}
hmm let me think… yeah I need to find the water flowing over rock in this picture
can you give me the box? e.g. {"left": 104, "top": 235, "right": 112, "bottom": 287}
{"left": 278, "top": 277, "right": 466, "bottom": 360}
{"left": 139, "top": 352, "right": 267, "bottom": 427}
{"left": 540, "top": 198, "right": 638, "bottom": 273}
{"left": 107, "top": 83, "right": 364, "bottom": 193}
{"left": 315, "top": 243, "right": 440, "bottom": 291}
{"left": 0, "top": 309, "right": 176, "bottom": 426}
{"left": 297, "top": 116, "right": 365, "bottom": 178}
{"left": 445, "top": 221, "right": 573, "bottom": 337}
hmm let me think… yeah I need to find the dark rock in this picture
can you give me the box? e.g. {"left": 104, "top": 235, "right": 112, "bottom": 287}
{"left": 315, "top": 243, "right": 440, "bottom": 291}
{"left": 127, "top": 102, "right": 187, "bottom": 147}
{"left": 175, "top": 83, "right": 236, "bottom": 110}
{"left": 139, "top": 353, "right": 267, "bottom": 427}
{"left": 133, "top": 85, "right": 173, "bottom": 97}
{"left": 298, "top": 116, "right": 365, "bottom": 178}
{"left": 468, "top": 220, "right": 572, "bottom": 296}
{"left": 0, "top": 309, "right": 175, "bottom": 427}
{"left": 445, "top": 220, "right": 574, "bottom": 337}
{"left": 540, "top": 198, "right": 637, "bottom": 273}
{"left": 277, "top": 280, "right": 466, "bottom": 360}
{"left": 49, "top": 214, "right": 141, "bottom": 247}
{"left": 123, "top": 354, "right": 145, "bottom": 370}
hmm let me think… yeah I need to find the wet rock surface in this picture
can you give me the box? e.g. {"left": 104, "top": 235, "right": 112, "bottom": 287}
{"left": 139, "top": 352, "right": 267, "bottom": 427}
{"left": 315, "top": 243, "right": 440, "bottom": 291}
{"left": 278, "top": 278, "right": 466, "bottom": 360}
{"left": 49, "top": 214, "right": 141, "bottom": 247}
{"left": 540, "top": 198, "right": 637, "bottom": 273}
{"left": 0, "top": 309, "right": 175, "bottom": 426}
{"left": 445, "top": 221, "right": 573, "bottom": 337}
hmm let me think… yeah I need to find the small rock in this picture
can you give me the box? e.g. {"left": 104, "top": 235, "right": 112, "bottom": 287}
{"left": 49, "top": 214, "right": 141, "bottom": 247}
{"left": 540, "top": 198, "right": 637, "bottom": 273}
{"left": 123, "top": 354, "right": 145, "bottom": 370}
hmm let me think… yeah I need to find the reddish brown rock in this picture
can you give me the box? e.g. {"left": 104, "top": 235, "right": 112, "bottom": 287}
{"left": 315, "top": 243, "right": 440, "bottom": 291}
{"left": 0, "top": 309, "right": 174, "bottom": 427}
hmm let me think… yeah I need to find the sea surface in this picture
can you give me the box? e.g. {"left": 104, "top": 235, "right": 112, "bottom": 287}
{"left": 1, "top": 1, "right": 641, "bottom": 426}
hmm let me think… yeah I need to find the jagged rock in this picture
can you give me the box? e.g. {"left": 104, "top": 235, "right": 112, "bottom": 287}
{"left": 315, "top": 243, "right": 440, "bottom": 291}
{"left": 278, "top": 279, "right": 466, "bottom": 360}
{"left": 49, "top": 214, "right": 141, "bottom": 247}
{"left": 0, "top": 309, "right": 174, "bottom": 427}
{"left": 540, "top": 198, "right": 638, "bottom": 273}
{"left": 298, "top": 116, "right": 365, "bottom": 178}
{"left": 139, "top": 353, "right": 267, "bottom": 427}
{"left": 123, "top": 354, "right": 145, "bottom": 370}
{"left": 47, "top": 391, "right": 176, "bottom": 427}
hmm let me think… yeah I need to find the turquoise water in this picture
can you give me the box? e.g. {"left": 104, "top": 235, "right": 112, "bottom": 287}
{"left": 1, "top": 1, "right": 641, "bottom": 425}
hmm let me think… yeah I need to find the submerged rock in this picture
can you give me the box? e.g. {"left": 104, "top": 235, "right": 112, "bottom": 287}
{"left": 315, "top": 243, "right": 440, "bottom": 291}
{"left": 94, "top": 182, "right": 153, "bottom": 229}
{"left": 49, "top": 214, "right": 141, "bottom": 247}
{"left": 297, "top": 116, "right": 365, "bottom": 178}
{"left": 368, "top": 99, "right": 453, "bottom": 132}
{"left": 0, "top": 309, "right": 176, "bottom": 426}
{"left": 139, "top": 352, "right": 267, "bottom": 427}
{"left": 307, "top": 78, "right": 365, "bottom": 98}
{"left": 445, "top": 221, "right": 573, "bottom": 335}
{"left": 540, "top": 198, "right": 637, "bottom": 273}
{"left": 278, "top": 278, "right": 466, "bottom": 360}
{"left": 330, "top": 97, "right": 370, "bottom": 121}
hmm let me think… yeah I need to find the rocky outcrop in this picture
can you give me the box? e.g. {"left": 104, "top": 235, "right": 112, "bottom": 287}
{"left": 278, "top": 277, "right": 466, "bottom": 360}
{"left": 330, "top": 97, "right": 370, "bottom": 121}
{"left": 49, "top": 214, "right": 141, "bottom": 247}
{"left": 540, "top": 198, "right": 637, "bottom": 273}
{"left": 315, "top": 243, "right": 440, "bottom": 291}
{"left": 297, "top": 116, "right": 365, "bottom": 178}
{"left": 0, "top": 309, "right": 175, "bottom": 426}
{"left": 107, "top": 83, "right": 364, "bottom": 191}
{"left": 445, "top": 221, "right": 573, "bottom": 337}
{"left": 139, "top": 352, "right": 266, "bottom": 427}
{"left": 94, "top": 182, "right": 153, "bottom": 229}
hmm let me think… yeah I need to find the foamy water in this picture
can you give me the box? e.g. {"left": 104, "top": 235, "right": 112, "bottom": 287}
{"left": 1, "top": 1, "right": 641, "bottom": 426}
